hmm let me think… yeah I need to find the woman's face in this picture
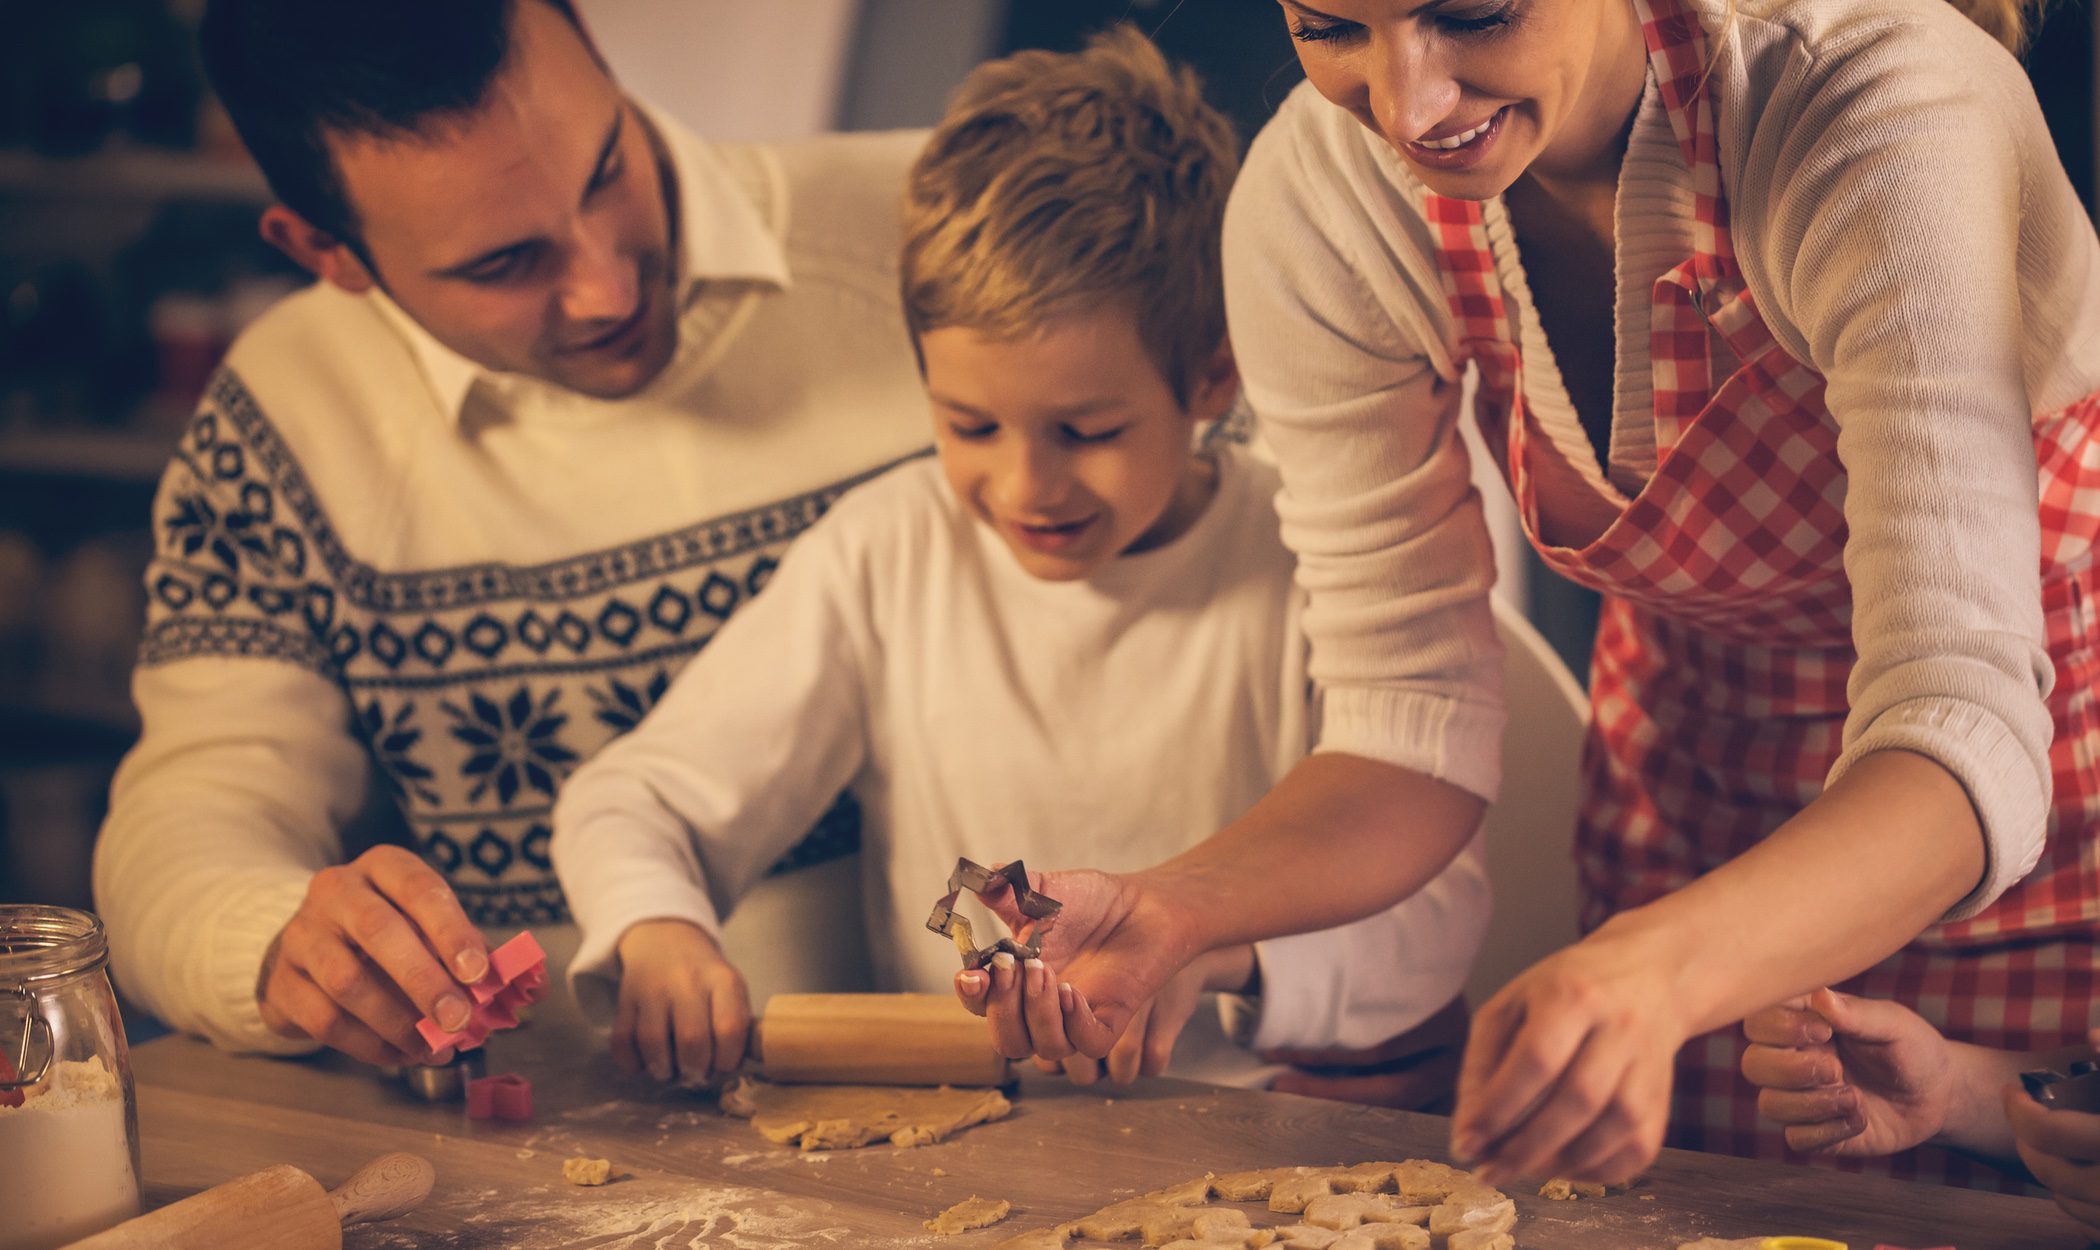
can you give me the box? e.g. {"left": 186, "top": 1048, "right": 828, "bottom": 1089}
{"left": 1279, "top": 0, "right": 1646, "bottom": 198}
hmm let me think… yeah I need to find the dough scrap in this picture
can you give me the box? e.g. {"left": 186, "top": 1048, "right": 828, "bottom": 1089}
{"left": 927, "top": 1196, "right": 1014, "bottom": 1235}
{"left": 1539, "top": 1176, "right": 1634, "bottom": 1200}
{"left": 561, "top": 1156, "right": 611, "bottom": 1186}
{"left": 721, "top": 1078, "right": 1010, "bottom": 1151}
{"left": 989, "top": 1160, "right": 1511, "bottom": 1250}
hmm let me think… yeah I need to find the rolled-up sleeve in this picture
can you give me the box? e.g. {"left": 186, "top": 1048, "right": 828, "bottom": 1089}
{"left": 1223, "top": 87, "right": 1505, "bottom": 804}
{"left": 1747, "top": 22, "right": 2058, "bottom": 918}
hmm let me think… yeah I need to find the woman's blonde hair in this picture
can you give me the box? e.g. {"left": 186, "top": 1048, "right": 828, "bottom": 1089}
{"left": 1945, "top": 0, "right": 2053, "bottom": 53}
{"left": 899, "top": 25, "right": 1239, "bottom": 406}
{"left": 1721, "top": 0, "right": 2052, "bottom": 52}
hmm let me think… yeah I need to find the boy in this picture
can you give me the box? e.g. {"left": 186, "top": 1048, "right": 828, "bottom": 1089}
{"left": 551, "top": 27, "right": 1488, "bottom": 1094}
{"left": 1742, "top": 990, "right": 2100, "bottom": 1228}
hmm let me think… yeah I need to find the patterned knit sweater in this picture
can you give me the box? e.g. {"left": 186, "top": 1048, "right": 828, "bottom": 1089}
{"left": 92, "top": 113, "right": 932, "bottom": 1053}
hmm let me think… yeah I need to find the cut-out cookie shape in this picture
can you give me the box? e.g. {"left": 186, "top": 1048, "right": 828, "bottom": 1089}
{"left": 465, "top": 1072, "right": 532, "bottom": 1122}
{"left": 990, "top": 1160, "right": 1514, "bottom": 1250}
{"left": 926, "top": 1196, "right": 1014, "bottom": 1235}
{"left": 1302, "top": 1193, "right": 1434, "bottom": 1233}
{"left": 415, "top": 932, "right": 547, "bottom": 1052}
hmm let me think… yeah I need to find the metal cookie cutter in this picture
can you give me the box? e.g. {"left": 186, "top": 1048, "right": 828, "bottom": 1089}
{"left": 925, "top": 858, "right": 1063, "bottom": 971}
{"left": 2021, "top": 1059, "right": 2100, "bottom": 1113}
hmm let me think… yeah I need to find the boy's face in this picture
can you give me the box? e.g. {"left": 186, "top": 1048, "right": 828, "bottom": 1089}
{"left": 921, "top": 306, "right": 1236, "bottom": 582}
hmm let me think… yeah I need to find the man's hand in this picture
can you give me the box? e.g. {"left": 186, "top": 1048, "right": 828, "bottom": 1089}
{"left": 612, "top": 919, "right": 751, "bottom": 1084}
{"left": 952, "top": 867, "right": 1204, "bottom": 1063}
{"left": 256, "top": 845, "right": 489, "bottom": 1067}
{"left": 1740, "top": 988, "right": 1957, "bottom": 1156}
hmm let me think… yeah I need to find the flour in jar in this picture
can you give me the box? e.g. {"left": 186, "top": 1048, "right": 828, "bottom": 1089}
{"left": 0, "top": 1056, "right": 140, "bottom": 1250}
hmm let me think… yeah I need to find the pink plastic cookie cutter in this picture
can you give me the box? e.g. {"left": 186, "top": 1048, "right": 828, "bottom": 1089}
{"left": 466, "top": 1072, "right": 533, "bottom": 1122}
{"left": 415, "top": 931, "right": 547, "bottom": 1053}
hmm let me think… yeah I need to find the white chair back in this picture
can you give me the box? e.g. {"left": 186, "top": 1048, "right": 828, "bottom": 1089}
{"left": 1465, "top": 595, "right": 1591, "bottom": 1005}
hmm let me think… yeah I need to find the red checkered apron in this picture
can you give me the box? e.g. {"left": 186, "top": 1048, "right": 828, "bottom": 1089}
{"left": 1423, "top": 0, "right": 2100, "bottom": 1190}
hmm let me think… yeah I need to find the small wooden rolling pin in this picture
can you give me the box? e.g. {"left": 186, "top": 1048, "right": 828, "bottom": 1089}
{"left": 751, "top": 993, "right": 1010, "bottom": 1086}
{"left": 64, "top": 1152, "right": 433, "bottom": 1250}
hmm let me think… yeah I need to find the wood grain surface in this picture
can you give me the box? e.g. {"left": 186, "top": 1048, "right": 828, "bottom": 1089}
{"left": 129, "top": 1014, "right": 2089, "bottom": 1249}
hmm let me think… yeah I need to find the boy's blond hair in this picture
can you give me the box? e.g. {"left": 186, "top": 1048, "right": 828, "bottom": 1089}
{"left": 901, "top": 25, "right": 1238, "bottom": 407}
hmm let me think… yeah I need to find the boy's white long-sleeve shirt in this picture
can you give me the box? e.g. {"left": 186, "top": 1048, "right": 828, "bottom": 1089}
{"left": 554, "top": 449, "right": 1490, "bottom": 1069}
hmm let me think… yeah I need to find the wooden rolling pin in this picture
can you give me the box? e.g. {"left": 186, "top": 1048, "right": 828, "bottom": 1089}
{"left": 751, "top": 992, "right": 1010, "bottom": 1086}
{"left": 64, "top": 1152, "right": 433, "bottom": 1250}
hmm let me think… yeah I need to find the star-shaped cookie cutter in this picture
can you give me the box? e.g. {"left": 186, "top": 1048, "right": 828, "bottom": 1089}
{"left": 925, "top": 858, "right": 1063, "bottom": 970}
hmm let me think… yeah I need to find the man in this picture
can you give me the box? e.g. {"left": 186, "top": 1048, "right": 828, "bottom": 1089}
{"left": 91, "top": 0, "right": 927, "bottom": 1067}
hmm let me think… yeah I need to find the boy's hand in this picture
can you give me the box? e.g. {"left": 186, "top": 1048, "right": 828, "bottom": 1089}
{"left": 1740, "top": 987, "right": 1955, "bottom": 1155}
{"left": 952, "top": 866, "right": 1202, "bottom": 1062}
{"left": 613, "top": 919, "right": 751, "bottom": 1084}
{"left": 2005, "top": 1083, "right": 2100, "bottom": 1238}
{"left": 1265, "top": 997, "right": 1470, "bottom": 1112}
{"left": 257, "top": 845, "right": 489, "bottom": 1067}
{"left": 2003, "top": 1027, "right": 2100, "bottom": 1240}
{"left": 1038, "top": 945, "right": 1254, "bottom": 1086}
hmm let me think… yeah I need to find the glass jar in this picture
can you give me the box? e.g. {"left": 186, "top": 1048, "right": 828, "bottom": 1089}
{"left": 0, "top": 906, "right": 142, "bottom": 1250}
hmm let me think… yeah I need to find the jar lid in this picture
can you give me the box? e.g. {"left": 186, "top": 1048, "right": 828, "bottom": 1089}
{"left": 0, "top": 906, "right": 110, "bottom": 989}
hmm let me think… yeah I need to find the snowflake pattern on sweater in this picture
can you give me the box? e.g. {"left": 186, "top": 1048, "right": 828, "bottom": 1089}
{"left": 140, "top": 369, "right": 883, "bottom": 925}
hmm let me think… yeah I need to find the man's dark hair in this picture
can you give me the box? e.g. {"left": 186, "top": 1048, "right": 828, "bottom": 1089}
{"left": 199, "top": 0, "right": 584, "bottom": 246}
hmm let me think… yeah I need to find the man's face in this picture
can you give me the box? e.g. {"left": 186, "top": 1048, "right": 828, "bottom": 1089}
{"left": 921, "top": 306, "right": 1229, "bottom": 583}
{"left": 329, "top": 1, "right": 677, "bottom": 399}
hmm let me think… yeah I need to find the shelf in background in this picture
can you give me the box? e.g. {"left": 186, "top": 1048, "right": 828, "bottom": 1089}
{"left": 0, "top": 697, "right": 139, "bottom": 763}
{"left": 0, "top": 148, "right": 269, "bottom": 205}
{"left": 0, "top": 426, "right": 179, "bottom": 485}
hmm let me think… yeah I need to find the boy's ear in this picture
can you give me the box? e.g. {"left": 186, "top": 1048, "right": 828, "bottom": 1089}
{"left": 259, "top": 205, "right": 378, "bottom": 294}
{"left": 1188, "top": 337, "right": 1241, "bottom": 422}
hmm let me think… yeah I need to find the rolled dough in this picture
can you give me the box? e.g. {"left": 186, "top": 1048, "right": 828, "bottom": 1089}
{"left": 720, "top": 1077, "right": 1012, "bottom": 1151}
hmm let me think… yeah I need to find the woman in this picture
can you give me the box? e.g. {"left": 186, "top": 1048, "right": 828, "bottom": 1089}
{"left": 959, "top": 0, "right": 2100, "bottom": 1190}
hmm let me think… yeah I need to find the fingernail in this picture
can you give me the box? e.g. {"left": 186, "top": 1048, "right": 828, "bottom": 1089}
{"left": 960, "top": 971, "right": 986, "bottom": 995}
{"left": 436, "top": 994, "right": 471, "bottom": 1032}
{"left": 1059, "top": 982, "right": 1075, "bottom": 1011}
{"left": 1451, "top": 1134, "right": 1480, "bottom": 1163}
{"left": 427, "top": 1046, "right": 455, "bottom": 1066}
{"left": 455, "top": 949, "right": 488, "bottom": 981}
{"left": 991, "top": 951, "right": 1015, "bottom": 971}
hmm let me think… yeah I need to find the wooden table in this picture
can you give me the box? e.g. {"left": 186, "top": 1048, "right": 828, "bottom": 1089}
{"left": 129, "top": 1015, "right": 2087, "bottom": 1250}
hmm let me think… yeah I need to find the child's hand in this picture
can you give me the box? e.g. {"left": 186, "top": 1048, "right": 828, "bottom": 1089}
{"left": 1739, "top": 987, "right": 1955, "bottom": 1156}
{"left": 2003, "top": 1027, "right": 2100, "bottom": 1240}
{"left": 612, "top": 919, "right": 751, "bottom": 1084}
{"left": 1036, "top": 946, "right": 1253, "bottom": 1086}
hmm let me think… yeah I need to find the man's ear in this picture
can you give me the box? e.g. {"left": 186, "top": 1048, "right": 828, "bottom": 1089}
{"left": 258, "top": 205, "right": 377, "bottom": 294}
{"left": 1188, "top": 337, "right": 1241, "bottom": 423}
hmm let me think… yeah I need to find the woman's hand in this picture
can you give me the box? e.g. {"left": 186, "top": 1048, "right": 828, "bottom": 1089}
{"left": 953, "top": 866, "right": 1204, "bottom": 1063}
{"left": 1740, "top": 988, "right": 1958, "bottom": 1156}
{"left": 1452, "top": 922, "right": 1689, "bottom": 1187}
